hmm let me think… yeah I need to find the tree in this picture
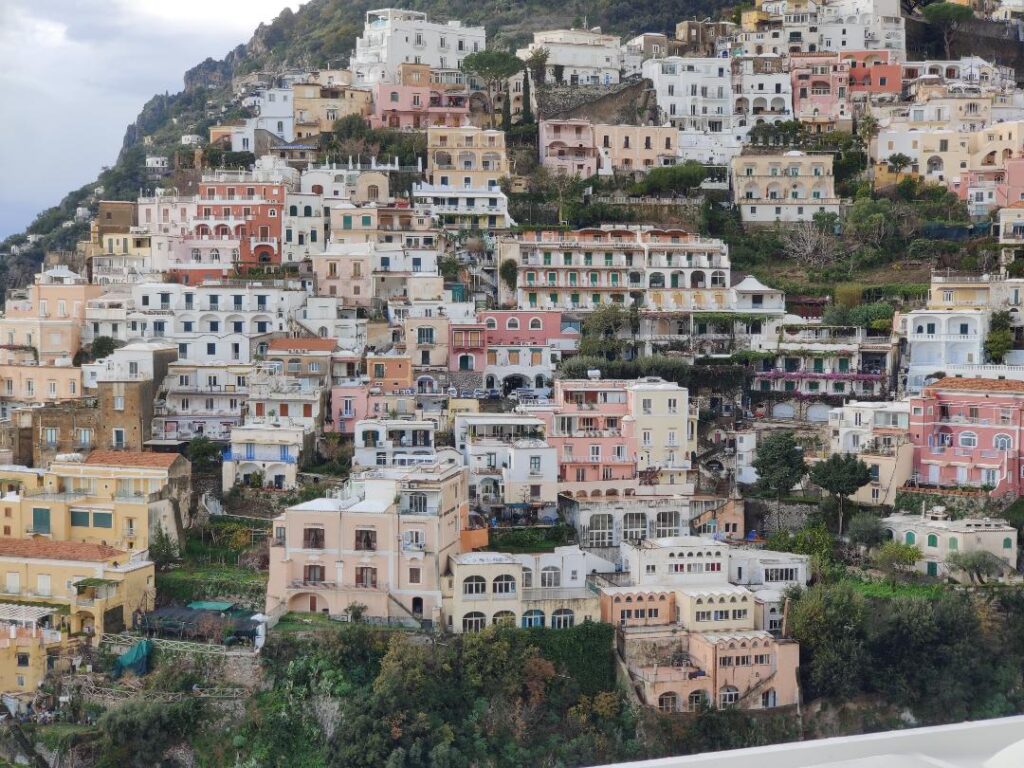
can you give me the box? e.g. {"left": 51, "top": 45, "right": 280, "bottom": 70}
{"left": 438, "top": 253, "right": 461, "bottom": 282}
{"left": 525, "top": 47, "right": 549, "bottom": 86}
{"left": 579, "top": 303, "right": 631, "bottom": 360}
{"left": 521, "top": 70, "right": 534, "bottom": 123}
{"left": 187, "top": 435, "right": 221, "bottom": 471}
{"left": 923, "top": 3, "right": 974, "bottom": 58}
{"left": 809, "top": 453, "right": 872, "bottom": 535}
{"left": 501, "top": 87, "right": 512, "bottom": 131}
{"left": 847, "top": 511, "right": 885, "bottom": 550}
{"left": 789, "top": 582, "right": 868, "bottom": 698}
{"left": 947, "top": 550, "right": 1007, "bottom": 584}
{"left": 752, "top": 432, "right": 808, "bottom": 529}
{"left": 461, "top": 50, "right": 523, "bottom": 128}
{"left": 885, "top": 153, "right": 912, "bottom": 184}
{"left": 779, "top": 215, "right": 843, "bottom": 268}
{"left": 856, "top": 113, "right": 880, "bottom": 156}
{"left": 149, "top": 524, "right": 179, "bottom": 571}
{"left": 499, "top": 258, "right": 518, "bottom": 290}
{"left": 985, "top": 328, "right": 1014, "bottom": 363}
{"left": 874, "top": 540, "right": 921, "bottom": 581}
{"left": 91, "top": 335, "right": 117, "bottom": 360}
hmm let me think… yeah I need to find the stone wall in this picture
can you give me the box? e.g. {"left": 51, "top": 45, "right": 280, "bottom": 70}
{"left": 906, "top": 18, "right": 1024, "bottom": 79}
{"left": 536, "top": 78, "right": 657, "bottom": 124}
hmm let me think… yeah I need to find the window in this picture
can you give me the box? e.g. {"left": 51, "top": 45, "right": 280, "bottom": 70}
{"left": 113, "top": 396, "right": 125, "bottom": 411}
{"left": 551, "top": 608, "right": 575, "bottom": 629}
{"left": 493, "top": 574, "right": 516, "bottom": 594}
{"left": 529, "top": 455, "right": 542, "bottom": 473}
{"left": 959, "top": 432, "right": 977, "bottom": 448}
{"left": 463, "top": 576, "right": 486, "bottom": 595}
{"left": 409, "top": 567, "right": 421, "bottom": 584}
{"left": 355, "top": 567, "right": 377, "bottom": 588}
{"left": 354, "top": 529, "right": 377, "bottom": 551}
{"left": 31, "top": 507, "right": 50, "bottom": 534}
{"left": 302, "top": 527, "right": 325, "bottom": 549}
{"left": 540, "top": 566, "right": 561, "bottom": 587}
{"left": 93, "top": 512, "right": 112, "bottom": 529}
{"left": 70, "top": 510, "right": 90, "bottom": 527}
{"left": 42, "top": 427, "right": 57, "bottom": 446}
{"left": 462, "top": 612, "right": 486, "bottom": 632}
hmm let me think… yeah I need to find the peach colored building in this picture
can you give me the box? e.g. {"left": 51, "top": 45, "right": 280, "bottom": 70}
{"left": 593, "top": 124, "right": 677, "bottom": 173}
{"left": 370, "top": 64, "right": 470, "bottom": 130}
{"left": 265, "top": 462, "right": 477, "bottom": 626}
{"left": 0, "top": 268, "right": 104, "bottom": 363}
{"left": 790, "top": 52, "right": 852, "bottom": 133}
{"left": 314, "top": 246, "right": 373, "bottom": 306}
{"left": 367, "top": 352, "right": 413, "bottom": 392}
{"left": 293, "top": 81, "right": 372, "bottom": 138}
{"left": 539, "top": 120, "right": 598, "bottom": 177}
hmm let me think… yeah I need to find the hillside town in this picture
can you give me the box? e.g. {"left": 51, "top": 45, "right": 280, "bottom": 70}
{"left": 6, "top": 1, "right": 1024, "bottom": 765}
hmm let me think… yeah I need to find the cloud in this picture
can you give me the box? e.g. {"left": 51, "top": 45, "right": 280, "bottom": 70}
{"left": 0, "top": 1, "right": 302, "bottom": 239}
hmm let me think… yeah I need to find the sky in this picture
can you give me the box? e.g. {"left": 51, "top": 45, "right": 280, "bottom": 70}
{"left": 0, "top": 0, "right": 303, "bottom": 240}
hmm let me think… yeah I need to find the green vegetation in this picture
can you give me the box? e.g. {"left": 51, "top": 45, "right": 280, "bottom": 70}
{"left": 186, "top": 435, "right": 220, "bottom": 470}
{"left": 462, "top": 49, "right": 524, "bottom": 127}
{"left": 986, "top": 310, "right": 1015, "bottom": 363}
{"left": 753, "top": 432, "right": 808, "bottom": 528}
{"left": 578, "top": 303, "right": 636, "bottom": 359}
{"left": 922, "top": 3, "right": 974, "bottom": 57}
{"left": 629, "top": 161, "right": 708, "bottom": 196}
{"left": 809, "top": 454, "right": 872, "bottom": 535}
{"left": 559, "top": 355, "right": 752, "bottom": 393}
{"left": 486, "top": 524, "right": 575, "bottom": 553}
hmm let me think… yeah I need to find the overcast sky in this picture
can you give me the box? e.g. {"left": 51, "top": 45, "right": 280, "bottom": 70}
{"left": 0, "top": 0, "right": 302, "bottom": 240}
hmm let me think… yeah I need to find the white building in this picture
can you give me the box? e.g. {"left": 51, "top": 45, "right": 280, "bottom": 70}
{"left": 643, "top": 58, "right": 733, "bottom": 133}
{"left": 283, "top": 192, "right": 326, "bottom": 263}
{"left": 517, "top": 29, "right": 624, "bottom": 86}
{"left": 222, "top": 422, "right": 307, "bottom": 491}
{"left": 152, "top": 361, "right": 254, "bottom": 441}
{"left": 353, "top": 418, "right": 437, "bottom": 468}
{"left": 81, "top": 340, "right": 176, "bottom": 389}
{"left": 411, "top": 183, "right": 515, "bottom": 230}
{"left": 902, "top": 307, "right": 990, "bottom": 393}
{"left": 351, "top": 8, "right": 486, "bottom": 85}
{"left": 882, "top": 507, "right": 1018, "bottom": 579}
{"left": 116, "top": 281, "right": 308, "bottom": 364}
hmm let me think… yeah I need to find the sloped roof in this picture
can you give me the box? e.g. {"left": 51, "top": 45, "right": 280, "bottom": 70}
{"left": 927, "top": 377, "right": 1024, "bottom": 394}
{"left": 0, "top": 537, "right": 125, "bottom": 563}
{"left": 84, "top": 450, "right": 180, "bottom": 469}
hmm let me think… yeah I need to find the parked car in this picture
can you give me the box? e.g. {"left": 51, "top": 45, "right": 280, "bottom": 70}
{"left": 486, "top": 389, "right": 501, "bottom": 399}
{"left": 472, "top": 388, "right": 486, "bottom": 399}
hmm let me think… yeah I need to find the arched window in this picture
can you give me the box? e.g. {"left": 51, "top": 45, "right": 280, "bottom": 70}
{"left": 312, "top": 184, "right": 323, "bottom": 195}
{"left": 318, "top": 326, "right": 328, "bottom": 338}
{"left": 959, "top": 432, "right": 977, "bottom": 448}
{"left": 688, "top": 690, "right": 709, "bottom": 711}
{"left": 463, "top": 575, "right": 486, "bottom": 595}
{"left": 367, "top": 184, "right": 380, "bottom": 200}
{"left": 462, "top": 612, "right": 486, "bottom": 632}
{"left": 1004, "top": 537, "right": 1014, "bottom": 549}
{"left": 303, "top": 205, "right": 313, "bottom": 217}
{"left": 210, "top": 248, "right": 220, "bottom": 262}
{"left": 719, "top": 685, "right": 740, "bottom": 707}
{"left": 521, "top": 609, "right": 545, "bottom": 628}
{"left": 760, "top": 689, "right": 778, "bottom": 708}
{"left": 622, "top": 512, "right": 647, "bottom": 542}
{"left": 459, "top": 354, "right": 474, "bottom": 371}
{"left": 493, "top": 610, "right": 516, "bottom": 626}
{"left": 485, "top": 318, "right": 497, "bottom": 329}
{"left": 529, "top": 317, "right": 542, "bottom": 330}
{"left": 658, "top": 692, "right": 679, "bottom": 713}
{"left": 540, "top": 566, "right": 561, "bottom": 587}
{"left": 905, "top": 531, "right": 916, "bottom": 545}
{"left": 551, "top": 608, "right": 575, "bottom": 629}
{"left": 289, "top": 205, "right": 298, "bottom": 216}
{"left": 493, "top": 574, "right": 516, "bottom": 594}
{"left": 995, "top": 434, "right": 1013, "bottom": 451}
{"left": 927, "top": 533, "right": 938, "bottom": 548}
{"left": 506, "top": 317, "right": 520, "bottom": 330}
{"left": 588, "top": 514, "right": 613, "bottom": 547}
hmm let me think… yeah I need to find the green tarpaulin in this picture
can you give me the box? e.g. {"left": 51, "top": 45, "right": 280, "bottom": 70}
{"left": 111, "top": 639, "right": 152, "bottom": 680}
{"left": 187, "top": 601, "right": 235, "bottom": 612}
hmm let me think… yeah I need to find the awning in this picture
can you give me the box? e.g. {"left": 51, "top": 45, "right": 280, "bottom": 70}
{"left": 0, "top": 603, "right": 57, "bottom": 623}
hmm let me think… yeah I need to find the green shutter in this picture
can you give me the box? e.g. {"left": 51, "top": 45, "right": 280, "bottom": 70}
{"left": 92, "top": 512, "right": 113, "bottom": 529}
{"left": 70, "top": 510, "right": 90, "bottom": 527}
{"left": 32, "top": 508, "right": 50, "bottom": 534}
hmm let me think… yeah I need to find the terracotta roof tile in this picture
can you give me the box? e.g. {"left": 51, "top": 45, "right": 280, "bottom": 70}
{"left": 266, "top": 337, "right": 337, "bottom": 352}
{"left": 927, "top": 377, "right": 1024, "bottom": 394}
{"left": 0, "top": 537, "right": 125, "bottom": 562}
{"left": 83, "top": 450, "right": 180, "bottom": 469}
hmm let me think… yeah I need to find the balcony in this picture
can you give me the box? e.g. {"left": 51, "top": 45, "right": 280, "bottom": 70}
{"left": 223, "top": 451, "right": 296, "bottom": 464}
{"left": 756, "top": 368, "right": 884, "bottom": 381}
{"left": 288, "top": 579, "right": 337, "bottom": 590}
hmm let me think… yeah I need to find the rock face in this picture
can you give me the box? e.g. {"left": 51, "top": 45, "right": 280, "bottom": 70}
{"left": 535, "top": 78, "right": 658, "bottom": 125}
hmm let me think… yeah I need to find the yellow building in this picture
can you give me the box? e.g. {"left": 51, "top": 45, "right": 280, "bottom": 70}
{"left": 0, "top": 537, "right": 154, "bottom": 643}
{"left": 293, "top": 82, "right": 373, "bottom": 138}
{"left": 0, "top": 450, "right": 191, "bottom": 553}
{"left": 0, "top": 604, "right": 69, "bottom": 695}
{"left": 627, "top": 378, "right": 699, "bottom": 478}
{"left": 426, "top": 126, "right": 509, "bottom": 189}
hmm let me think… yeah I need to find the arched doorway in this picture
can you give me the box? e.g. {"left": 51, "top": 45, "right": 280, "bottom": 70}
{"left": 502, "top": 374, "right": 528, "bottom": 395}
{"left": 412, "top": 597, "right": 423, "bottom": 618}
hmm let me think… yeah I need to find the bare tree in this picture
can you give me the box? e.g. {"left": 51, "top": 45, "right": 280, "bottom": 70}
{"left": 780, "top": 221, "right": 843, "bottom": 267}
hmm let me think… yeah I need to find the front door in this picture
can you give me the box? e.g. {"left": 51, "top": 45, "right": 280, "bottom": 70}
{"left": 309, "top": 595, "right": 318, "bottom": 612}
{"left": 926, "top": 561, "right": 938, "bottom": 577}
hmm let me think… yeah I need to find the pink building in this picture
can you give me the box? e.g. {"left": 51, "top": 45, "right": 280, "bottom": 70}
{"left": 790, "top": 52, "right": 851, "bottom": 133}
{"left": 370, "top": 64, "right": 469, "bottom": 130}
{"left": 529, "top": 379, "right": 639, "bottom": 496}
{"left": 910, "top": 377, "right": 1024, "bottom": 495}
{"left": 478, "top": 310, "right": 570, "bottom": 347}
{"left": 449, "top": 322, "right": 487, "bottom": 374}
{"left": 539, "top": 120, "right": 598, "bottom": 177}
{"left": 841, "top": 51, "right": 901, "bottom": 97}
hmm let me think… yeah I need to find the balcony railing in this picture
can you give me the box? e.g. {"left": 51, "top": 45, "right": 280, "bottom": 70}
{"left": 223, "top": 451, "right": 295, "bottom": 464}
